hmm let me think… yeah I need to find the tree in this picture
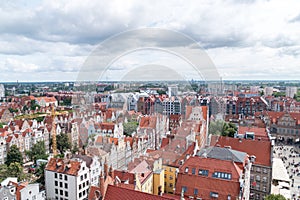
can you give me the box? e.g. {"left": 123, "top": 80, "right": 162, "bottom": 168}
{"left": 209, "top": 120, "right": 225, "bottom": 135}
{"left": 0, "top": 164, "right": 8, "bottom": 182}
{"left": 6, "top": 145, "right": 23, "bottom": 166}
{"left": 71, "top": 142, "right": 79, "bottom": 154}
{"left": 26, "top": 141, "right": 48, "bottom": 163}
{"left": 123, "top": 121, "right": 138, "bottom": 136}
{"left": 35, "top": 162, "right": 47, "bottom": 186}
{"left": 264, "top": 194, "right": 286, "bottom": 200}
{"left": 56, "top": 133, "right": 71, "bottom": 153}
{"left": 222, "top": 122, "right": 237, "bottom": 137}
{"left": 30, "top": 100, "right": 40, "bottom": 110}
{"left": 8, "top": 162, "right": 26, "bottom": 181}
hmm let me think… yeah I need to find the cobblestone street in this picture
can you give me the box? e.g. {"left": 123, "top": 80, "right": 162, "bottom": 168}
{"left": 274, "top": 145, "right": 300, "bottom": 199}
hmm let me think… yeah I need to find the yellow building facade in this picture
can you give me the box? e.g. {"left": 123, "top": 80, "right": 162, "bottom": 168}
{"left": 163, "top": 164, "right": 178, "bottom": 194}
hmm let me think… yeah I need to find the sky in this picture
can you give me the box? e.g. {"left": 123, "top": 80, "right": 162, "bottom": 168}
{"left": 1, "top": 0, "right": 300, "bottom": 82}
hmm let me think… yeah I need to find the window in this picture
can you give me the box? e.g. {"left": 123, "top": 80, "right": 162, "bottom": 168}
{"left": 80, "top": 175, "right": 83, "bottom": 181}
{"left": 79, "top": 192, "right": 82, "bottom": 198}
{"left": 255, "top": 194, "right": 260, "bottom": 200}
{"left": 194, "top": 188, "right": 198, "bottom": 195}
{"left": 55, "top": 189, "right": 58, "bottom": 194}
{"left": 262, "top": 177, "right": 267, "bottom": 182}
{"left": 169, "top": 175, "right": 173, "bottom": 180}
{"left": 60, "top": 190, "right": 63, "bottom": 195}
{"left": 210, "top": 192, "right": 219, "bottom": 198}
{"left": 79, "top": 184, "right": 82, "bottom": 190}
{"left": 263, "top": 186, "right": 267, "bottom": 192}
{"left": 65, "top": 191, "right": 68, "bottom": 197}
{"left": 256, "top": 175, "right": 260, "bottom": 182}
{"left": 185, "top": 167, "right": 189, "bottom": 173}
{"left": 59, "top": 174, "right": 62, "bottom": 180}
{"left": 256, "top": 167, "right": 261, "bottom": 172}
{"left": 84, "top": 173, "right": 87, "bottom": 179}
{"left": 55, "top": 173, "right": 58, "bottom": 178}
{"left": 60, "top": 182, "right": 62, "bottom": 187}
{"left": 227, "top": 195, "right": 231, "bottom": 200}
{"left": 182, "top": 186, "right": 187, "bottom": 193}
{"left": 170, "top": 183, "right": 173, "bottom": 187}
{"left": 192, "top": 168, "right": 196, "bottom": 175}
{"left": 256, "top": 185, "right": 260, "bottom": 190}
{"left": 65, "top": 183, "right": 68, "bottom": 189}
{"left": 64, "top": 175, "right": 68, "bottom": 181}
{"left": 212, "top": 172, "right": 231, "bottom": 180}
{"left": 263, "top": 169, "right": 267, "bottom": 174}
{"left": 55, "top": 181, "right": 58, "bottom": 186}
{"left": 198, "top": 169, "right": 208, "bottom": 176}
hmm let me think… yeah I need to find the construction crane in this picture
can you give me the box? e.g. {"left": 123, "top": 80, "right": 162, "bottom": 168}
{"left": 51, "top": 106, "right": 57, "bottom": 156}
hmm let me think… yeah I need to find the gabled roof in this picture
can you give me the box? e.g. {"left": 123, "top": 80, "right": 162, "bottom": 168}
{"left": 214, "top": 136, "right": 271, "bottom": 166}
{"left": 197, "top": 146, "right": 247, "bottom": 163}
{"left": 104, "top": 184, "right": 178, "bottom": 200}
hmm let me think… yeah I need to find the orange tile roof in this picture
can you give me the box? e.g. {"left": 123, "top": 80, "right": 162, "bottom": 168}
{"left": 215, "top": 136, "right": 271, "bottom": 166}
{"left": 45, "top": 158, "right": 82, "bottom": 176}
{"left": 139, "top": 116, "right": 157, "bottom": 129}
{"left": 104, "top": 184, "right": 178, "bottom": 200}
{"left": 88, "top": 186, "right": 102, "bottom": 200}
{"left": 238, "top": 126, "right": 269, "bottom": 141}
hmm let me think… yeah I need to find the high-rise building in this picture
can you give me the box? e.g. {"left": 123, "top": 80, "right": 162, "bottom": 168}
{"left": 168, "top": 85, "right": 178, "bottom": 97}
{"left": 286, "top": 87, "right": 297, "bottom": 98}
{"left": 0, "top": 84, "right": 5, "bottom": 99}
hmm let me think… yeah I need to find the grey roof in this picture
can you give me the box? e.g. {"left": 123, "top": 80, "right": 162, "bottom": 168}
{"left": 72, "top": 154, "right": 93, "bottom": 168}
{"left": 197, "top": 146, "right": 246, "bottom": 163}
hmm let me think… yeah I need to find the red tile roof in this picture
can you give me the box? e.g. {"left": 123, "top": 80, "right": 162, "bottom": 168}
{"left": 113, "top": 170, "right": 135, "bottom": 185}
{"left": 214, "top": 136, "right": 271, "bottom": 166}
{"left": 88, "top": 186, "right": 102, "bottom": 200}
{"left": 104, "top": 184, "right": 178, "bottom": 200}
{"left": 45, "top": 158, "right": 82, "bottom": 176}
{"left": 238, "top": 126, "right": 269, "bottom": 141}
{"left": 139, "top": 116, "right": 157, "bottom": 129}
{"left": 175, "top": 157, "right": 242, "bottom": 199}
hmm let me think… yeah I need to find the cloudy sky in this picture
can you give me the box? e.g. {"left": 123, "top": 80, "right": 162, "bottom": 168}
{"left": 1, "top": 0, "right": 300, "bottom": 82}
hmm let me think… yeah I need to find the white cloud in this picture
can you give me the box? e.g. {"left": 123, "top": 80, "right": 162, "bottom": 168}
{"left": 1, "top": 0, "right": 300, "bottom": 81}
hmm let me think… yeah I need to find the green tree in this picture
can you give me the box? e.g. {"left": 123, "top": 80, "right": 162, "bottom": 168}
{"left": 26, "top": 141, "right": 48, "bottom": 163}
{"left": 35, "top": 162, "right": 47, "bottom": 186}
{"left": 30, "top": 100, "right": 40, "bottom": 110}
{"left": 0, "top": 164, "right": 8, "bottom": 182}
{"left": 8, "top": 162, "right": 25, "bottom": 181}
{"left": 209, "top": 120, "right": 225, "bottom": 135}
{"left": 264, "top": 194, "right": 286, "bottom": 200}
{"left": 6, "top": 145, "right": 23, "bottom": 166}
{"left": 123, "top": 121, "right": 138, "bottom": 136}
{"left": 222, "top": 122, "right": 237, "bottom": 137}
{"left": 71, "top": 142, "right": 79, "bottom": 154}
{"left": 57, "top": 133, "right": 71, "bottom": 153}
{"left": 0, "top": 122, "right": 6, "bottom": 128}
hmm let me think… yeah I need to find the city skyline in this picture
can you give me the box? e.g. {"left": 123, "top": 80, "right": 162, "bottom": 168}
{"left": 1, "top": 0, "right": 300, "bottom": 82}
